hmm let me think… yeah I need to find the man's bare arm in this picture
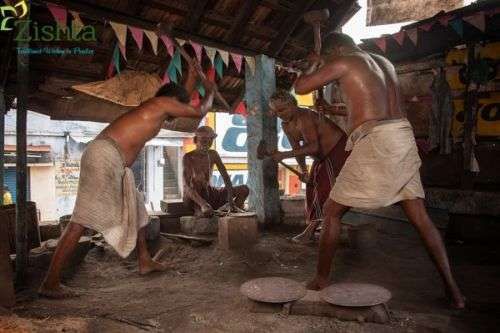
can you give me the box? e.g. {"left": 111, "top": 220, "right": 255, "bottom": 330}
{"left": 211, "top": 150, "right": 234, "bottom": 207}
{"left": 183, "top": 61, "right": 198, "bottom": 96}
{"left": 294, "top": 58, "right": 348, "bottom": 95}
{"left": 272, "top": 117, "right": 320, "bottom": 161}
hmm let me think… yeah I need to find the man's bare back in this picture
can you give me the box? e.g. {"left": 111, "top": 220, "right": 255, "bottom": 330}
{"left": 295, "top": 48, "right": 404, "bottom": 134}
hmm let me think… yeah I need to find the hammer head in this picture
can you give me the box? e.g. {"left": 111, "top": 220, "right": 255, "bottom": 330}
{"left": 304, "top": 9, "right": 330, "bottom": 25}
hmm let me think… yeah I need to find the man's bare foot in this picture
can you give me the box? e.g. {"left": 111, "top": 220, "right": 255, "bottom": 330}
{"left": 291, "top": 232, "right": 314, "bottom": 245}
{"left": 139, "top": 257, "right": 169, "bottom": 275}
{"left": 306, "top": 276, "right": 331, "bottom": 290}
{"left": 446, "top": 289, "right": 466, "bottom": 309}
{"left": 38, "top": 283, "right": 81, "bottom": 299}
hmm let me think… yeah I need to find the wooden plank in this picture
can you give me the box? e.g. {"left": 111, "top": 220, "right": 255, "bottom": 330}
{"left": 15, "top": 7, "right": 30, "bottom": 283}
{"left": 245, "top": 55, "right": 281, "bottom": 224}
{"left": 0, "top": 220, "right": 15, "bottom": 308}
{"left": 185, "top": 0, "right": 210, "bottom": 33}
{"left": 224, "top": 0, "right": 260, "bottom": 44}
{"left": 267, "top": 0, "right": 316, "bottom": 57}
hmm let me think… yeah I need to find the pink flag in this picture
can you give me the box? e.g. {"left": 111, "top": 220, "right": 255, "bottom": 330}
{"left": 374, "top": 37, "right": 386, "bottom": 53}
{"left": 160, "top": 35, "right": 175, "bottom": 56}
{"left": 419, "top": 21, "right": 434, "bottom": 32}
{"left": 231, "top": 53, "right": 243, "bottom": 73}
{"left": 393, "top": 30, "right": 405, "bottom": 46}
{"left": 438, "top": 14, "right": 454, "bottom": 26}
{"left": 47, "top": 3, "right": 67, "bottom": 31}
{"left": 129, "top": 26, "right": 144, "bottom": 50}
{"left": 407, "top": 28, "right": 418, "bottom": 46}
{"left": 190, "top": 41, "right": 203, "bottom": 62}
{"left": 463, "top": 12, "right": 486, "bottom": 32}
{"left": 162, "top": 70, "right": 170, "bottom": 86}
{"left": 118, "top": 42, "right": 127, "bottom": 61}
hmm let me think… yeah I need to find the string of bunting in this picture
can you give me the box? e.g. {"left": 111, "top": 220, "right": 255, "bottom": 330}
{"left": 371, "top": 8, "right": 495, "bottom": 53}
{"left": 44, "top": 1, "right": 255, "bottom": 86}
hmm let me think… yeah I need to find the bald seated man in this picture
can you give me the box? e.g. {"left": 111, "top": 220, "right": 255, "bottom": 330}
{"left": 39, "top": 65, "right": 215, "bottom": 299}
{"left": 294, "top": 32, "right": 465, "bottom": 309}
{"left": 183, "top": 126, "right": 249, "bottom": 217}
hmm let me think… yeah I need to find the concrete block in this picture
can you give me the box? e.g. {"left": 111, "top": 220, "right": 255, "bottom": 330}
{"left": 218, "top": 213, "right": 258, "bottom": 250}
{"left": 159, "top": 214, "right": 181, "bottom": 233}
{"left": 180, "top": 216, "right": 218, "bottom": 235}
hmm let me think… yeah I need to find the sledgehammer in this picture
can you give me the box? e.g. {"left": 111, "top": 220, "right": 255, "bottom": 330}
{"left": 257, "top": 140, "right": 303, "bottom": 178}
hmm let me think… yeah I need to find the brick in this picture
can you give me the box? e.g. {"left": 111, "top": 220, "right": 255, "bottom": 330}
{"left": 218, "top": 213, "right": 258, "bottom": 250}
{"left": 180, "top": 216, "right": 218, "bottom": 235}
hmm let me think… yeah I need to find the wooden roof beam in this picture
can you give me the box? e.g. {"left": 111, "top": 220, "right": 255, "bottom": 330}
{"left": 186, "top": 0, "right": 210, "bottom": 33}
{"left": 225, "top": 0, "right": 260, "bottom": 44}
{"left": 37, "top": 0, "right": 259, "bottom": 57}
{"left": 268, "top": 0, "right": 316, "bottom": 57}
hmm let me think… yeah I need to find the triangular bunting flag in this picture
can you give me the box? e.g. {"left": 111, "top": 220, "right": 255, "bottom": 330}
{"left": 244, "top": 56, "right": 255, "bottom": 76}
{"left": 450, "top": 19, "right": 464, "bottom": 37}
{"left": 69, "top": 11, "right": 84, "bottom": 36}
{"left": 231, "top": 53, "right": 243, "bottom": 73}
{"left": 487, "top": 7, "right": 500, "bottom": 17}
{"left": 438, "top": 14, "right": 454, "bottom": 26}
{"left": 205, "top": 47, "right": 217, "bottom": 65}
{"left": 190, "top": 90, "right": 200, "bottom": 107}
{"left": 234, "top": 101, "right": 247, "bottom": 117}
{"left": 113, "top": 43, "right": 121, "bottom": 74}
{"left": 463, "top": 12, "right": 485, "bottom": 32}
{"left": 129, "top": 26, "right": 144, "bottom": 50}
{"left": 374, "top": 37, "right": 386, "bottom": 53}
{"left": 406, "top": 28, "right": 418, "bottom": 46}
{"left": 190, "top": 41, "right": 203, "bottom": 62}
{"left": 419, "top": 21, "right": 434, "bottom": 32}
{"left": 176, "top": 38, "right": 186, "bottom": 46}
{"left": 197, "top": 82, "right": 206, "bottom": 97}
{"left": 218, "top": 50, "right": 229, "bottom": 66}
{"left": 110, "top": 22, "right": 127, "bottom": 47}
{"left": 118, "top": 42, "right": 127, "bottom": 61}
{"left": 167, "top": 61, "right": 178, "bottom": 84}
{"left": 207, "top": 67, "right": 216, "bottom": 82}
{"left": 214, "top": 55, "right": 224, "bottom": 79}
{"left": 162, "top": 69, "right": 170, "bottom": 86}
{"left": 172, "top": 50, "right": 182, "bottom": 74}
{"left": 144, "top": 30, "right": 159, "bottom": 55}
{"left": 160, "top": 35, "right": 175, "bottom": 56}
{"left": 47, "top": 3, "right": 68, "bottom": 32}
{"left": 393, "top": 30, "right": 405, "bottom": 46}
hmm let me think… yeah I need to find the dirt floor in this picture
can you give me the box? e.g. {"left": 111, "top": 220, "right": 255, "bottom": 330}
{"left": 2, "top": 212, "right": 499, "bottom": 332}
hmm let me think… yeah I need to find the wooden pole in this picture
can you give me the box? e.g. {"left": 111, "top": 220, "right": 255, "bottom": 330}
{"left": 246, "top": 55, "right": 280, "bottom": 225}
{"left": 0, "top": 31, "right": 14, "bottom": 205}
{"left": 461, "top": 43, "right": 476, "bottom": 189}
{"left": 15, "top": 4, "right": 30, "bottom": 283}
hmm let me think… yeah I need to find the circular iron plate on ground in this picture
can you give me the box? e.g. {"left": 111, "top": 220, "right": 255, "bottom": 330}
{"left": 240, "top": 277, "right": 306, "bottom": 303}
{"left": 320, "top": 283, "right": 391, "bottom": 307}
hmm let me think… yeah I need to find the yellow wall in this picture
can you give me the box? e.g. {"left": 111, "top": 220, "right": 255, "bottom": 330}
{"left": 446, "top": 42, "right": 500, "bottom": 137}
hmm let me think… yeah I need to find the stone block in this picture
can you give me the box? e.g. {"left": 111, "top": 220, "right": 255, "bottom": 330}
{"left": 218, "top": 213, "right": 258, "bottom": 250}
{"left": 39, "top": 222, "right": 61, "bottom": 241}
{"left": 159, "top": 214, "right": 181, "bottom": 233}
{"left": 160, "top": 200, "right": 193, "bottom": 216}
{"left": 180, "top": 216, "right": 218, "bottom": 235}
{"left": 146, "top": 216, "right": 160, "bottom": 241}
{"left": 342, "top": 219, "right": 377, "bottom": 250}
{"left": 247, "top": 290, "right": 390, "bottom": 324}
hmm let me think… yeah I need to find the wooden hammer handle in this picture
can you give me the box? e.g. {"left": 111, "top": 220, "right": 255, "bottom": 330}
{"left": 279, "top": 161, "right": 303, "bottom": 178}
{"left": 170, "top": 38, "right": 231, "bottom": 111}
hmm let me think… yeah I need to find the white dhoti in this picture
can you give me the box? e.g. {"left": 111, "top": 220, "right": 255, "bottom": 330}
{"left": 330, "top": 118, "right": 425, "bottom": 209}
{"left": 70, "top": 138, "right": 148, "bottom": 258}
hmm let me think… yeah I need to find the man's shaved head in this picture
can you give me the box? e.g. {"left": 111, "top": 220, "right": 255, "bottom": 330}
{"left": 322, "top": 32, "right": 356, "bottom": 55}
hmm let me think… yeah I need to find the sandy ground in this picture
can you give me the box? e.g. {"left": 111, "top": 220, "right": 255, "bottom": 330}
{"left": 2, "top": 212, "right": 499, "bottom": 332}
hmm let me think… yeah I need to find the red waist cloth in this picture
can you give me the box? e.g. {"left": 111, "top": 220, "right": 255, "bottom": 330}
{"left": 306, "top": 134, "right": 349, "bottom": 222}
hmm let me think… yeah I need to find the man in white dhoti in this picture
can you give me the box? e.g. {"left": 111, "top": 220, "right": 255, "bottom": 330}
{"left": 39, "top": 69, "right": 215, "bottom": 298}
{"left": 294, "top": 32, "right": 465, "bottom": 309}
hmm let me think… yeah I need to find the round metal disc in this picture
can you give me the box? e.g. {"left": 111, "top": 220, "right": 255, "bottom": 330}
{"left": 240, "top": 277, "right": 306, "bottom": 303}
{"left": 320, "top": 283, "right": 391, "bottom": 307}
